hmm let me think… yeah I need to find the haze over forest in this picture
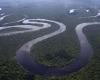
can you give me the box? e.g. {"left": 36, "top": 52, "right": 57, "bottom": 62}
{"left": 0, "top": 0, "right": 100, "bottom": 7}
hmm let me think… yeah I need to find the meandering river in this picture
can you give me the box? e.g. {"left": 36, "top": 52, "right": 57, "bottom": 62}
{"left": 15, "top": 20, "right": 100, "bottom": 76}
{"left": 0, "top": 17, "right": 100, "bottom": 76}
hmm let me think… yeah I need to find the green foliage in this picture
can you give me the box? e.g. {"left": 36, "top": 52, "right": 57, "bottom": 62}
{"left": 0, "top": 6, "right": 100, "bottom": 80}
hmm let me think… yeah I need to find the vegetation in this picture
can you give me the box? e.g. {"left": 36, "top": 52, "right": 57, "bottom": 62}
{"left": 0, "top": 5, "right": 100, "bottom": 80}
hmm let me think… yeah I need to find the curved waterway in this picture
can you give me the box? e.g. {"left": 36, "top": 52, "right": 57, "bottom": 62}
{"left": 16, "top": 20, "right": 100, "bottom": 76}
{"left": 0, "top": 18, "right": 100, "bottom": 76}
